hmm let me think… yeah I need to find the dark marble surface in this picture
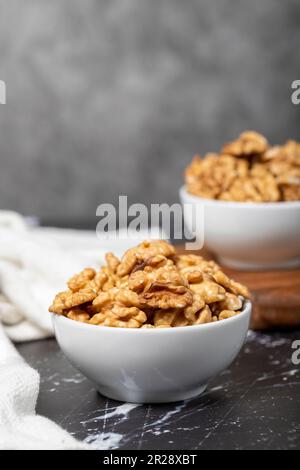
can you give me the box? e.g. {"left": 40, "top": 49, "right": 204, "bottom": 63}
{"left": 17, "top": 330, "right": 300, "bottom": 450}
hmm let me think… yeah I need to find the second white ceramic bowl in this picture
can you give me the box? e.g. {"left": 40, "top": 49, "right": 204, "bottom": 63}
{"left": 180, "top": 186, "right": 300, "bottom": 270}
{"left": 52, "top": 301, "right": 251, "bottom": 404}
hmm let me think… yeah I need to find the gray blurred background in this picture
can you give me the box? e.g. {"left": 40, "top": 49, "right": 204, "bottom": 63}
{"left": 0, "top": 0, "right": 299, "bottom": 227}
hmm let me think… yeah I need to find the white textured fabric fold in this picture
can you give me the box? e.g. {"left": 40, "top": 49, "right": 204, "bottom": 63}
{"left": 0, "top": 325, "right": 89, "bottom": 450}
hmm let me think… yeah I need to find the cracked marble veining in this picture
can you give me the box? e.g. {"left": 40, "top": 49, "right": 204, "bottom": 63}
{"left": 17, "top": 329, "right": 300, "bottom": 450}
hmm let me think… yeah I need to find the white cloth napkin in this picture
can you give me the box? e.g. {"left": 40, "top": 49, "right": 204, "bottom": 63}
{"left": 0, "top": 326, "right": 90, "bottom": 450}
{"left": 0, "top": 211, "right": 165, "bottom": 449}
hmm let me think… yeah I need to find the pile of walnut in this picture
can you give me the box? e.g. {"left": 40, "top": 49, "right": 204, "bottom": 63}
{"left": 49, "top": 240, "right": 249, "bottom": 328}
{"left": 185, "top": 131, "right": 300, "bottom": 202}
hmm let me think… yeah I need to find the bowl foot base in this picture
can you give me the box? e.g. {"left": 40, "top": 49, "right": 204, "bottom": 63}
{"left": 97, "top": 384, "right": 208, "bottom": 404}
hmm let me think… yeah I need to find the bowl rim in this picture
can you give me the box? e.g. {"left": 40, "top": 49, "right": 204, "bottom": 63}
{"left": 52, "top": 299, "right": 251, "bottom": 334}
{"left": 180, "top": 185, "right": 300, "bottom": 209}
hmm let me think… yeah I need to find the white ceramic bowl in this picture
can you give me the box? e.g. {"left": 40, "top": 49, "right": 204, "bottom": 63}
{"left": 180, "top": 186, "right": 300, "bottom": 270}
{"left": 52, "top": 301, "right": 251, "bottom": 404}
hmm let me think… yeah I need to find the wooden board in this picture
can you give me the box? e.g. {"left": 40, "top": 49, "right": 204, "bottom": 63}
{"left": 177, "top": 246, "right": 300, "bottom": 330}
